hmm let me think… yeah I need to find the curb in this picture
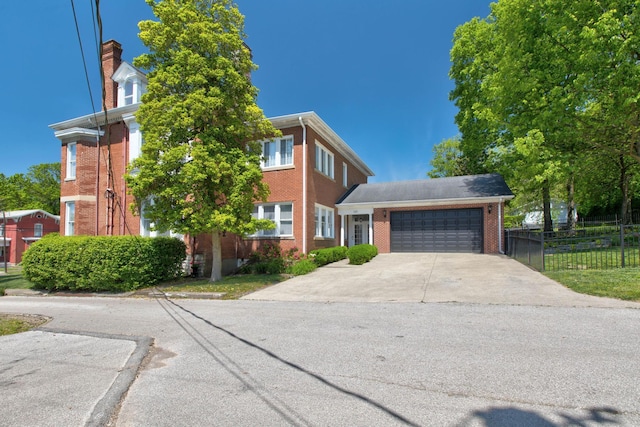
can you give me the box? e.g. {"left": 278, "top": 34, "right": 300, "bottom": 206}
{"left": 36, "top": 327, "right": 153, "bottom": 427}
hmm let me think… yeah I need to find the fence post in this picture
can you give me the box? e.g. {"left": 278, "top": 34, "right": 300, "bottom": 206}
{"left": 620, "top": 225, "right": 625, "bottom": 268}
{"left": 541, "top": 231, "right": 545, "bottom": 271}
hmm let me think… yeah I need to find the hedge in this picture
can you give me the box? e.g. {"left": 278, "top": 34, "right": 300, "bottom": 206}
{"left": 347, "top": 244, "right": 378, "bottom": 265}
{"left": 22, "top": 235, "right": 186, "bottom": 292}
{"left": 309, "top": 246, "right": 348, "bottom": 266}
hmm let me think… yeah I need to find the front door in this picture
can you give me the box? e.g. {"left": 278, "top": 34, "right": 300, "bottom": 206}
{"left": 349, "top": 215, "right": 369, "bottom": 246}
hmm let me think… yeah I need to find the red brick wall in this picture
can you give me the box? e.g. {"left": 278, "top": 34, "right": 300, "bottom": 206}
{"left": 234, "top": 124, "right": 369, "bottom": 261}
{"left": 373, "top": 202, "right": 506, "bottom": 254}
{"left": 60, "top": 121, "right": 140, "bottom": 237}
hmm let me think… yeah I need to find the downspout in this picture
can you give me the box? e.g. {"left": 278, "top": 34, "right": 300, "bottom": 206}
{"left": 498, "top": 197, "right": 504, "bottom": 254}
{"left": 299, "top": 116, "right": 307, "bottom": 254}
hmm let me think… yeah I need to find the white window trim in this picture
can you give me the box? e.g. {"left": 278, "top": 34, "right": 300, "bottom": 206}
{"left": 260, "top": 136, "right": 294, "bottom": 170}
{"left": 117, "top": 78, "right": 144, "bottom": 106}
{"left": 66, "top": 142, "right": 77, "bottom": 180}
{"left": 315, "top": 141, "right": 334, "bottom": 179}
{"left": 315, "top": 204, "right": 335, "bottom": 239}
{"left": 251, "top": 202, "right": 293, "bottom": 238}
{"left": 34, "top": 223, "right": 43, "bottom": 238}
{"left": 342, "top": 162, "right": 348, "bottom": 187}
{"left": 65, "top": 202, "right": 75, "bottom": 236}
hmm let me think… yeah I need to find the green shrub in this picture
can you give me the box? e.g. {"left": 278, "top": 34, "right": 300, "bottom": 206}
{"left": 286, "top": 259, "right": 318, "bottom": 276}
{"left": 309, "top": 246, "right": 348, "bottom": 266}
{"left": 347, "top": 244, "right": 378, "bottom": 265}
{"left": 21, "top": 235, "right": 186, "bottom": 292}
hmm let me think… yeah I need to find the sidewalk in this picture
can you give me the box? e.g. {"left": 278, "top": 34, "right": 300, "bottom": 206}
{"left": 0, "top": 328, "right": 151, "bottom": 427}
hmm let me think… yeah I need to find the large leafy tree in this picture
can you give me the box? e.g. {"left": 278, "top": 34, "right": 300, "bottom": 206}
{"left": 0, "top": 163, "right": 61, "bottom": 215}
{"left": 450, "top": 0, "right": 640, "bottom": 228}
{"left": 127, "top": 0, "right": 278, "bottom": 281}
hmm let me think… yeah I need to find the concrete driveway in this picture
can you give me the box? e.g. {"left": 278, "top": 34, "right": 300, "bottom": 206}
{"left": 243, "top": 253, "right": 640, "bottom": 308}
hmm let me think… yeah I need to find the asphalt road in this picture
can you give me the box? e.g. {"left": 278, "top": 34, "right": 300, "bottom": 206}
{"left": 1, "top": 295, "right": 639, "bottom": 426}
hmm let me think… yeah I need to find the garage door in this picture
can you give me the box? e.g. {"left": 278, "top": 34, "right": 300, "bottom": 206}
{"left": 390, "top": 209, "right": 483, "bottom": 253}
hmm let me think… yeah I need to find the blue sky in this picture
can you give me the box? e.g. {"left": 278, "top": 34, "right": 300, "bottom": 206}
{"left": 0, "top": 0, "right": 491, "bottom": 183}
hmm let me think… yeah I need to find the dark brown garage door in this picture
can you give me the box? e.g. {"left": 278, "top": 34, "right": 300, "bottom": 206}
{"left": 390, "top": 209, "right": 483, "bottom": 253}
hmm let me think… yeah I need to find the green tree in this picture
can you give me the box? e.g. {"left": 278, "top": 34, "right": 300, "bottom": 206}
{"left": 127, "top": 0, "right": 278, "bottom": 281}
{"left": 427, "top": 136, "right": 468, "bottom": 178}
{"left": 0, "top": 163, "right": 61, "bottom": 215}
{"left": 25, "top": 163, "right": 61, "bottom": 215}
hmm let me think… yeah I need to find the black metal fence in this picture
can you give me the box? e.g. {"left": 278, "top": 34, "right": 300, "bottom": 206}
{"left": 505, "top": 225, "right": 640, "bottom": 271}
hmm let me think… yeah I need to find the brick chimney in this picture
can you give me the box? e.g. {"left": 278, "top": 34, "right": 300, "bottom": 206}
{"left": 101, "top": 40, "right": 122, "bottom": 110}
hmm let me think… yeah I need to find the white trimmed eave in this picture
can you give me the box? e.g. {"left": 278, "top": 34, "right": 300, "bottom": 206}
{"left": 337, "top": 195, "right": 515, "bottom": 213}
{"left": 53, "top": 127, "right": 104, "bottom": 143}
{"left": 269, "top": 111, "right": 375, "bottom": 178}
{"left": 49, "top": 103, "right": 139, "bottom": 132}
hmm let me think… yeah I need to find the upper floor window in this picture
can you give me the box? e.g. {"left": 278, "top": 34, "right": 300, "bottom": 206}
{"left": 34, "top": 223, "right": 43, "bottom": 238}
{"left": 252, "top": 203, "right": 293, "bottom": 237}
{"left": 315, "top": 204, "right": 334, "bottom": 238}
{"left": 124, "top": 81, "right": 134, "bottom": 105}
{"left": 0, "top": 224, "right": 4, "bottom": 237}
{"left": 65, "top": 202, "right": 75, "bottom": 236}
{"left": 315, "top": 142, "right": 334, "bottom": 179}
{"left": 66, "top": 142, "right": 77, "bottom": 180}
{"left": 343, "top": 162, "right": 348, "bottom": 187}
{"left": 261, "top": 136, "right": 293, "bottom": 169}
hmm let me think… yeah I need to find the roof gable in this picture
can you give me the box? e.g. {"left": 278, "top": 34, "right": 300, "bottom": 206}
{"left": 1, "top": 209, "right": 60, "bottom": 221}
{"left": 111, "top": 61, "right": 147, "bottom": 84}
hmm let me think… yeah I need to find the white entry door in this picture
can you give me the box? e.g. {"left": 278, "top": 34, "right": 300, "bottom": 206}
{"left": 349, "top": 215, "right": 369, "bottom": 246}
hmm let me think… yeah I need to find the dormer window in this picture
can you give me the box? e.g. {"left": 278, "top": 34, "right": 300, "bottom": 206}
{"left": 112, "top": 62, "right": 147, "bottom": 107}
{"left": 124, "top": 81, "right": 134, "bottom": 105}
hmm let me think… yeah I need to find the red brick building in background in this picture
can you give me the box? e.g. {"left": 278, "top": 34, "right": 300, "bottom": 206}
{"left": 0, "top": 210, "right": 60, "bottom": 266}
{"left": 50, "top": 40, "right": 512, "bottom": 277}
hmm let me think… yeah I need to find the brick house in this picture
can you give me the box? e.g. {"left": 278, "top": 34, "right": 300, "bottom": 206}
{"left": 0, "top": 210, "right": 60, "bottom": 266}
{"left": 50, "top": 40, "right": 513, "bottom": 277}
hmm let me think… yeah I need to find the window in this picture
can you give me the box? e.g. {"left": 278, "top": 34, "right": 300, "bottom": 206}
{"left": 124, "top": 81, "right": 134, "bottom": 105}
{"left": 315, "top": 204, "right": 334, "bottom": 238}
{"left": 252, "top": 203, "right": 293, "bottom": 237}
{"left": 0, "top": 223, "right": 4, "bottom": 237}
{"left": 315, "top": 142, "right": 334, "bottom": 178}
{"left": 34, "top": 223, "right": 43, "bottom": 238}
{"left": 66, "top": 142, "right": 77, "bottom": 180}
{"left": 261, "top": 136, "right": 293, "bottom": 168}
{"left": 65, "top": 202, "right": 75, "bottom": 236}
{"left": 342, "top": 163, "right": 348, "bottom": 187}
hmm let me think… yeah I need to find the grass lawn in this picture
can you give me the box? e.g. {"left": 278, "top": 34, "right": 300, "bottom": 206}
{"left": 0, "top": 266, "right": 34, "bottom": 295}
{"left": 0, "top": 314, "right": 49, "bottom": 336}
{"left": 545, "top": 268, "right": 640, "bottom": 301}
{"left": 158, "top": 274, "right": 287, "bottom": 299}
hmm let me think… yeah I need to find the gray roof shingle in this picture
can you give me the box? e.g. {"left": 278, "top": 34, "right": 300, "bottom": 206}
{"left": 337, "top": 173, "right": 514, "bottom": 205}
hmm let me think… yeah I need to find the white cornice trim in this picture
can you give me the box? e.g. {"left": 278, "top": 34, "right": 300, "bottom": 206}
{"left": 269, "top": 112, "right": 375, "bottom": 178}
{"left": 49, "top": 104, "right": 139, "bottom": 132}
{"left": 53, "top": 127, "right": 104, "bottom": 143}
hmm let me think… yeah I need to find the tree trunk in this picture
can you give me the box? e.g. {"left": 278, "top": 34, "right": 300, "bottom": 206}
{"left": 543, "top": 181, "right": 553, "bottom": 232}
{"left": 210, "top": 230, "right": 222, "bottom": 282}
{"left": 565, "top": 174, "right": 576, "bottom": 231}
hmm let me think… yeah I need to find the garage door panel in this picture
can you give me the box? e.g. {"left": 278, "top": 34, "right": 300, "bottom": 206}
{"left": 390, "top": 209, "right": 483, "bottom": 253}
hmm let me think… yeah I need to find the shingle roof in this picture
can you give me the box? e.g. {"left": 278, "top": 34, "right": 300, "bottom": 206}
{"left": 337, "top": 173, "right": 514, "bottom": 206}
